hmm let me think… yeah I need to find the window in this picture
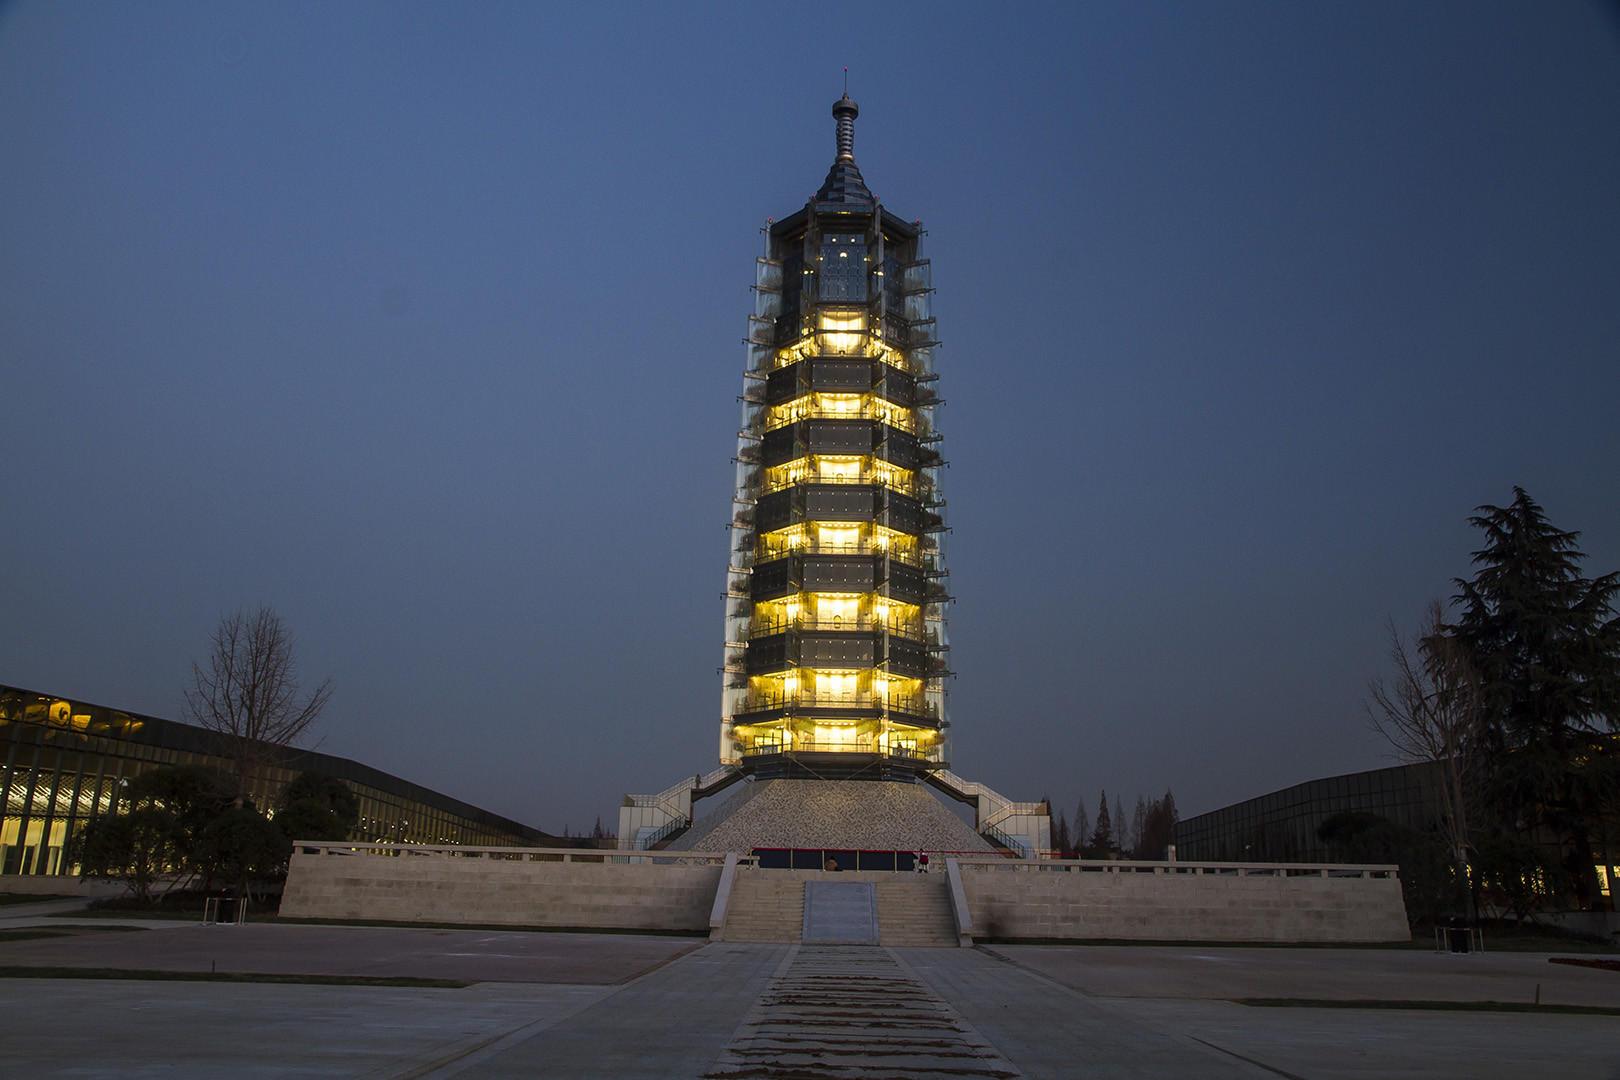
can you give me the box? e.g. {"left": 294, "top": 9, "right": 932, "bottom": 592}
{"left": 819, "top": 233, "right": 867, "bottom": 302}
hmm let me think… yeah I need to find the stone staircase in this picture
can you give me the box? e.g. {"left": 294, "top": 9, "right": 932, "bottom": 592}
{"left": 720, "top": 870, "right": 958, "bottom": 946}
{"left": 876, "top": 877, "right": 958, "bottom": 946}
{"left": 720, "top": 869, "right": 806, "bottom": 943}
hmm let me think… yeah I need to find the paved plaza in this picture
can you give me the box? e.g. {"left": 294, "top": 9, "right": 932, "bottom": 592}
{"left": 0, "top": 899, "right": 1616, "bottom": 1079}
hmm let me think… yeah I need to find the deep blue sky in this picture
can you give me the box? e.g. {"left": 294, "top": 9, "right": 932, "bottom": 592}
{"left": 3, "top": 2, "right": 1618, "bottom": 836}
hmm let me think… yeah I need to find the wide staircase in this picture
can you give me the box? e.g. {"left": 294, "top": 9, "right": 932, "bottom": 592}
{"left": 721, "top": 869, "right": 806, "bottom": 943}
{"left": 874, "top": 877, "right": 958, "bottom": 946}
{"left": 720, "top": 870, "right": 958, "bottom": 947}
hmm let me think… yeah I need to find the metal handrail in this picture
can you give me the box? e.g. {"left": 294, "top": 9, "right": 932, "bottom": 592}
{"left": 289, "top": 841, "right": 756, "bottom": 866}
{"left": 746, "top": 615, "right": 926, "bottom": 640}
{"left": 738, "top": 741, "right": 937, "bottom": 759}
{"left": 759, "top": 472, "right": 934, "bottom": 500}
{"left": 754, "top": 539, "right": 927, "bottom": 567}
{"left": 736, "top": 692, "right": 940, "bottom": 719}
{"left": 762, "top": 404, "right": 920, "bottom": 434}
{"left": 950, "top": 855, "right": 1402, "bottom": 877}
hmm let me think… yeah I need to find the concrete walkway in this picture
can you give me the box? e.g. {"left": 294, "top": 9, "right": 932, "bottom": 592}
{"left": 0, "top": 922, "right": 1616, "bottom": 1078}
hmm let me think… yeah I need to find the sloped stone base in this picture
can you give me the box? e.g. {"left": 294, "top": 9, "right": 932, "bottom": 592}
{"left": 665, "top": 779, "right": 996, "bottom": 854}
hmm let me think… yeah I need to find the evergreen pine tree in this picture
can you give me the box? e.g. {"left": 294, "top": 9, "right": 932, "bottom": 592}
{"left": 1090, "top": 791, "right": 1113, "bottom": 856}
{"left": 1449, "top": 487, "right": 1620, "bottom": 905}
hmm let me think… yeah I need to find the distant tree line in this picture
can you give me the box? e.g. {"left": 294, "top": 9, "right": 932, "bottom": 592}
{"left": 1355, "top": 488, "right": 1619, "bottom": 925}
{"left": 1046, "top": 789, "right": 1179, "bottom": 860}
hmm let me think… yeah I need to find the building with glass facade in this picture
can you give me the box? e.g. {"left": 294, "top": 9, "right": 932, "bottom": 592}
{"left": 719, "top": 95, "right": 950, "bottom": 782}
{"left": 0, "top": 683, "right": 549, "bottom": 879}
{"left": 1173, "top": 762, "right": 1447, "bottom": 864}
{"left": 1175, "top": 762, "right": 1615, "bottom": 907}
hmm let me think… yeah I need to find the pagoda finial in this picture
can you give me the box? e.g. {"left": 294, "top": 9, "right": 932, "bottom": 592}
{"left": 833, "top": 93, "right": 858, "bottom": 163}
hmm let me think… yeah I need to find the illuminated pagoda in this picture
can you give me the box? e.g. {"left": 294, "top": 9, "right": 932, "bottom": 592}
{"left": 619, "top": 99, "right": 1047, "bottom": 857}
{"left": 719, "top": 95, "right": 950, "bottom": 780}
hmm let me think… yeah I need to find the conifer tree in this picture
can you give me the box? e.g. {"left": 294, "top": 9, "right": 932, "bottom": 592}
{"left": 1053, "top": 809, "right": 1071, "bottom": 856}
{"left": 1449, "top": 487, "right": 1620, "bottom": 905}
{"left": 1090, "top": 791, "right": 1113, "bottom": 856}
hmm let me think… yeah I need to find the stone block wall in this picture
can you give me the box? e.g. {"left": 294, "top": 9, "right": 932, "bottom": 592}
{"left": 280, "top": 848, "right": 1409, "bottom": 943}
{"left": 960, "top": 865, "right": 1410, "bottom": 943}
{"left": 281, "top": 851, "right": 722, "bottom": 931}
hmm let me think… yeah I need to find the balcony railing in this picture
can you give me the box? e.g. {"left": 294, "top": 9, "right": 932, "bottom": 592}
{"left": 755, "top": 537, "right": 926, "bottom": 567}
{"left": 739, "top": 740, "right": 940, "bottom": 760}
{"left": 758, "top": 471, "right": 938, "bottom": 502}
{"left": 736, "top": 691, "right": 941, "bottom": 719}
{"left": 746, "top": 615, "right": 925, "bottom": 640}
{"left": 762, "top": 403, "right": 918, "bottom": 434}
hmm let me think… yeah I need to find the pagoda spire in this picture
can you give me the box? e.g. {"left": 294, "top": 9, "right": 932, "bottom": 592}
{"left": 815, "top": 95, "right": 873, "bottom": 205}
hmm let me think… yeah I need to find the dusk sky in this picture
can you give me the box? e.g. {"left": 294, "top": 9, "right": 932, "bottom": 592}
{"left": 3, "top": 2, "right": 1618, "bottom": 837}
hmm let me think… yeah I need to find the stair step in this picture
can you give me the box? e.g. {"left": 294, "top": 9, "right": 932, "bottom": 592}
{"left": 720, "top": 871, "right": 959, "bottom": 946}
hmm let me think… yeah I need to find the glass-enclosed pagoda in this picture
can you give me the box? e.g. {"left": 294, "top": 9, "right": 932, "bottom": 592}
{"left": 720, "top": 96, "right": 950, "bottom": 781}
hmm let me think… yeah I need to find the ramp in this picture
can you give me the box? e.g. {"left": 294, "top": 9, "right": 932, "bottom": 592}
{"left": 802, "top": 881, "right": 879, "bottom": 945}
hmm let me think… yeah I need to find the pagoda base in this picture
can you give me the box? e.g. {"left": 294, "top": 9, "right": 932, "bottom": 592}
{"left": 741, "top": 750, "right": 939, "bottom": 782}
{"left": 663, "top": 779, "right": 995, "bottom": 856}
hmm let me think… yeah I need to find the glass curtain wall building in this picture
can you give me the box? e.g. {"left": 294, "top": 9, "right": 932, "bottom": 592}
{"left": 0, "top": 683, "right": 549, "bottom": 878}
{"left": 720, "top": 97, "right": 951, "bottom": 781}
{"left": 1173, "top": 762, "right": 1447, "bottom": 863}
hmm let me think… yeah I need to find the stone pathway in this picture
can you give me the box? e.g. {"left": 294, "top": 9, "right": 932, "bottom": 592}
{"left": 706, "top": 946, "right": 1019, "bottom": 1080}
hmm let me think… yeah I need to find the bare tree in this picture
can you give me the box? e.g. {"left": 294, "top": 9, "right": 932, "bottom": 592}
{"left": 1367, "top": 599, "right": 1483, "bottom": 918}
{"left": 184, "top": 606, "right": 333, "bottom": 805}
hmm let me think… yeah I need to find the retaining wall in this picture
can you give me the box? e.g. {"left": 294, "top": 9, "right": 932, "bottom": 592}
{"left": 959, "top": 861, "right": 1410, "bottom": 943}
{"left": 280, "top": 845, "right": 1410, "bottom": 943}
{"left": 281, "top": 846, "right": 722, "bottom": 931}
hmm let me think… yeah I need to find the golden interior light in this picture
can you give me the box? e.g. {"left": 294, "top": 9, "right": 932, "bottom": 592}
{"left": 813, "top": 594, "right": 859, "bottom": 623}
{"left": 818, "top": 393, "right": 862, "bottom": 414}
{"left": 819, "top": 312, "right": 865, "bottom": 332}
{"left": 816, "top": 455, "right": 861, "bottom": 482}
{"left": 815, "top": 522, "right": 860, "bottom": 548}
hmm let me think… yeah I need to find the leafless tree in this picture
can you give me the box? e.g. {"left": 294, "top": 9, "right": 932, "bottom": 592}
{"left": 1367, "top": 599, "right": 1484, "bottom": 917}
{"left": 184, "top": 606, "right": 333, "bottom": 805}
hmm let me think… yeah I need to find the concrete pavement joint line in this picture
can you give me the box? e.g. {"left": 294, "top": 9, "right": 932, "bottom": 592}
{"left": 1188, "top": 1036, "right": 1310, "bottom": 1080}
{"left": 370, "top": 941, "right": 709, "bottom": 1080}
{"left": 366, "top": 941, "right": 722, "bottom": 1080}
{"left": 362, "top": 989, "right": 613, "bottom": 1080}
{"left": 706, "top": 945, "right": 1020, "bottom": 1079}
{"left": 907, "top": 948, "right": 1278, "bottom": 1078}
{"left": 408, "top": 941, "right": 790, "bottom": 1080}
{"left": 395, "top": 942, "right": 740, "bottom": 1080}
{"left": 707, "top": 943, "right": 803, "bottom": 1071}
{"left": 974, "top": 945, "right": 1098, "bottom": 996}
{"left": 884, "top": 948, "right": 1027, "bottom": 1076}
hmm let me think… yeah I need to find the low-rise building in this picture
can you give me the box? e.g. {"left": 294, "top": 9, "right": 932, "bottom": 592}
{"left": 0, "top": 683, "right": 550, "bottom": 878}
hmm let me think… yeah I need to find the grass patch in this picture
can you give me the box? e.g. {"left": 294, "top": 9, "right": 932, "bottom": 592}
{"left": 977, "top": 937, "right": 1425, "bottom": 949}
{"left": 977, "top": 920, "right": 1617, "bottom": 953}
{"left": 1550, "top": 957, "right": 1620, "bottom": 973}
{"left": 0, "top": 966, "right": 471, "bottom": 988}
{"left": 0, "top": 924, "right": 146, "bottom": 943}
{"left": 80, "top": 891, "right": 280, "bottom": 919}
{"left": 1237, "top": 997, "right": 1620, "bottom": 1016}
{"left": 272, "top": 915, "right": 707, "bottom": 936}
{"left": 0, "top": 894, "right": 75, "bottom": 906}
{"left": 56, "top": 907, "right": 238, "bottom": 922}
